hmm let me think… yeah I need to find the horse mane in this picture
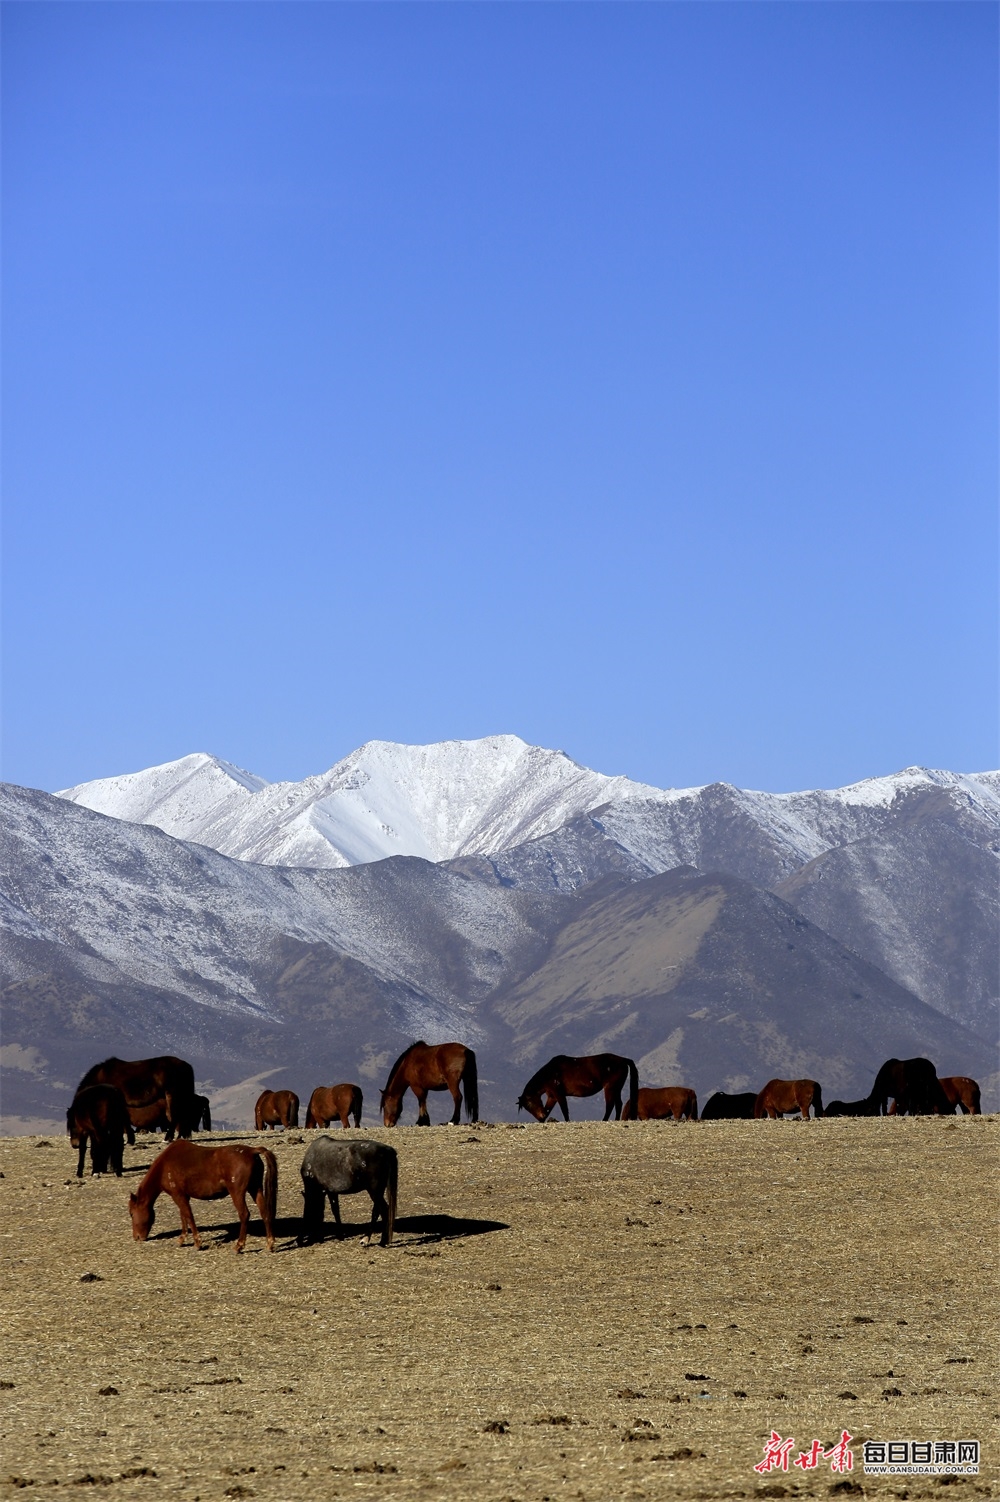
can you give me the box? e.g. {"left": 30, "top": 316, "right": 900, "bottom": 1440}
{"left": 520, "top": 1056, "right": 563, "bottom": 1099}
{"left": 383, "top": 1041, "right": 427, "bottom": 1092}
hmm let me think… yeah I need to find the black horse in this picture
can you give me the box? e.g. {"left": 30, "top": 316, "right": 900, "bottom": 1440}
{"left": 868, "top": 1058, "right": 949, "bottom": 1115}
{"left": 67, "top": 1085, "right": 135, "bottom": 1177}
{"left": 701, "top": 1091, "right": 758, "bottom": 1120}
{"left": 299, "top": 1137, "right": 398, "bottom": 1247}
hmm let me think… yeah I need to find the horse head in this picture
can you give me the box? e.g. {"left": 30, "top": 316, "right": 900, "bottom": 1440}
{"left": 380, "top": 1089, "right": 402, "bottom": 1127}
{"left": 516, "top": 1091, "right": 547, "bottom": 1122}
{"left": 128, "top": 1192, "right": 154, "bottom": 1242}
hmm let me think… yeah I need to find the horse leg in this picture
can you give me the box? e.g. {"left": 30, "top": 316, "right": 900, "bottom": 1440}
{"left": 171, "top": 1191, "right": 201, "bottom": 1249}
{"left": 448, "top": 1082, "right": 462, "bottom": 1126}
{"left": 602, "top": 1083, "right": 618, "bottom": 1121}
{"left": 415, "top": 1090, "right": 431, "bottom": 1127}
{"left": 76, "top": 1133, "right": 88, "bottom": 1178}
{"left": 111, "top": 1135, "right": 124, "bottom": 1177}
{"left": 229, "top": 1188, "right": 251, "bottom": 1253}
{"left": 556, "top": 1088, "right": 570, "bottom": 1122}
{"left": 329, "top": 1193, "right": 344, "bottom": 1240}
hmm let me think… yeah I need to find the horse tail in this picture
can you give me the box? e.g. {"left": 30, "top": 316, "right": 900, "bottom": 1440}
{"left": 626, "top": 1058, "right": 639, "bottom": 1119}
{"left": 463, "top": 1050, "right": 479, "bottom": 1123}
{"left": 305, "top": 1101, "right": 316, "bottom": 1128}
{"left": 384, "top": 1152, "right": 398, "bottom": 1246}
{"left": 257, "top": 1149, "right": 278, "bottom": 1240}
{"left": 689, "top": 1092, "right": 698, "bottom": 1122}
{"left": 200, "top": 1098, "right": 211, "bottom": 1132}
{"left": 812, "top": 1083, "right": 824, "bottom": 1118}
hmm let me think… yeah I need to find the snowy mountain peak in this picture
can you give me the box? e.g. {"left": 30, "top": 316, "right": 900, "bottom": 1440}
{"left": 53, "top": 739, "right": 1000, "bottom": 875}
{"left": 55, "top": 736, "right": 660, "bottom": 869}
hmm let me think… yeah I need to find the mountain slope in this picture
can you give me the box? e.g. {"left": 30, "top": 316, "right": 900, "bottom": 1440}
{"left": 3, "top": 783, "right": 996, "bottom": 1128}
{"left": 491, "top": 866, "right": 993, "bottom": 1105}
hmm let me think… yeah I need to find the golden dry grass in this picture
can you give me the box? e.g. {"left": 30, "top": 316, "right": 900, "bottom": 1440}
{"left": 1, "top": 1116, "right": 997, "bottom": 1502}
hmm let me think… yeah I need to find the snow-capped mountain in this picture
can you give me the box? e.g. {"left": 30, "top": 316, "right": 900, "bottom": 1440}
{"left": 57, "top": 736, "right": 663, "bottom": 868}
{"left": 57, "top": 738, "right": 1000, "bottom": 880}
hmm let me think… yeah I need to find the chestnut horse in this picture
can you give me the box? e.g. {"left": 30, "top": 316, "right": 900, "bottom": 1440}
{"left": 67, "top": 1085, "right": 135, "bottom": 1177}
{"left": 939, "top": 1076, "right": 982, "bottom": 1115}
{"left": 306, "top": 1084, "right": 363, "bottom": 1129}
{"left": 622, "top": 1086, "right": 698, "bottom": 1121}
{"left": 754, "top": 1079, "right": 824, "bottom": 1119}
{"left": 517, "top": 1053, "right": 639, "bottom": 1122}
{"left": 255, "top": 1089, "right": 299, "bottom": 1130}
{"left": 868, "top": 1057, "right": 948, "bottom": 1115}
{"left": 380, "top": 1042, "right": 478, "bottom": 1126}
{"left": 128, "top": 1140, "right": 277, "bottom": 1252}
{"left": 76, "top": 1056, "right": 196, "bottom": 1141}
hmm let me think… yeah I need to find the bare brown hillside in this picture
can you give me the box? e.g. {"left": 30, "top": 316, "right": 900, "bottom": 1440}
{"left": 1, "top": 1117, "right": 996, "bottom": 1501}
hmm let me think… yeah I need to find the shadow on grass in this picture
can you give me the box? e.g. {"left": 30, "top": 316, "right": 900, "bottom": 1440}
{"left": 139, "top": 1212, "right": 508, "bottom": 1252}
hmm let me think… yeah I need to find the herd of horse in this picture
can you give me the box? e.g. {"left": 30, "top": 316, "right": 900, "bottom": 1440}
{"left": 63, "top": 1042, "right": 983, "bottom": 1251}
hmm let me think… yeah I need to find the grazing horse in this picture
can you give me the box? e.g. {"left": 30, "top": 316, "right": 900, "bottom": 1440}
{"left": 130, "top": 1093, "right": 212, "bottom": 1136}
{"left": 128, "top": 1140, "right": 277, "bottom": 1252}
{"left": 938, "top": 1076, "right": 982, "bottom": 1115}
{"left": 76, "top": 1056, "right": 196, "bottom": 1142}
{"left": 701, "top": 1091, "right": 758, "bottom": 1120}
{"left": 306, "top": 1084, "right": 363, "bottom": 1129}
{"left": 380, "top": 1042, "right": 478, "bottom": 1127}
{"left": 868, "top": 1057, "right": 947, "bottom": 1116}
{"left": 621, "top": 1086, "right": 698, "bottom": 1121}
{"left": 825, "top": 1097, "right": 879, "bottom": 1117}
{"left": 255, "top": 1089, "right": 300, "bottom": 1130}
{"left": 299, "top": 1137, "right": 398, "bottom": 1246}
{"left": 754, "top": 1079, "right": 824, "bottom": 1120}
{"left": 517, "top": 1053, "right": 639, "bottom": 1122}
{"left": 67, "top": 1085, "right": 135, "bottom": 1177}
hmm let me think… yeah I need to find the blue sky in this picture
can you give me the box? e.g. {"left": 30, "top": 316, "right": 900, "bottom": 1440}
{"left": 2, "top": 2, "right": 996, "bottom": 795}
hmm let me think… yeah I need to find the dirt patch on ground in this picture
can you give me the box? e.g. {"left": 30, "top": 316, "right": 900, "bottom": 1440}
{"left": 1, "top": 1117, "right": 996, "bottom": 1500}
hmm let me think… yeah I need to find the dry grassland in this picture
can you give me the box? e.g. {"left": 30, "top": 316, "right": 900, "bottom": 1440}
{"left": 1, "top": 1117, "right": 997, "bottom": 1502}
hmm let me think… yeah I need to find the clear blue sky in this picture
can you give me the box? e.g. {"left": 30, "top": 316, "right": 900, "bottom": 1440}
{"left": 2, "top": 2, "right": 996, "bottom": 795}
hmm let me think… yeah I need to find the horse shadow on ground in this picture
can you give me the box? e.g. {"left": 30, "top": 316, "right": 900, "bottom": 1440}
{"left": 139, "top": 1213, "right": 508, "bottom": 1252}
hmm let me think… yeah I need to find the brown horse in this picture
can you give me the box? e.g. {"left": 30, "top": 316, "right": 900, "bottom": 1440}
{"left": 128, "top": 1140, "right": 277, "bottom": 1252}
{"left": 754, "top": 1079, "right": 824, "bottom": 1119}
{"left": 939, "top": 1076, "right": 982, "bottom": 1115}
{"left": 130, "top": 1093, "right": 211, "bottom": 1136}
{"left": 306, "top": 1084, "right": 363, "bottom": 1129}
{"left": 77, "top": 1056, "right": 196, "bottom": 1141}
{"left": 67, "top": 1085, "right": 135, "bottom": 1177}
{"left": 868, "top": 1057, "right": 948, "bottom": 1115}
{"left": 517, "top": 1053, "right": 639, "bottom": 1122}
{"left": 255, "top": 1089, "right": 299, "bottom": 1130}
{"left": 380, "top": 1042, "right": 478, "bottom": 1126}
{"left": 622, "top": 1086, "right": 698, "bottom": 1121}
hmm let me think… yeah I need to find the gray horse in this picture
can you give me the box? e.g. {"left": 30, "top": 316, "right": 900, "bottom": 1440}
{"left": 299, "top": 1136, "right": 398, "bottom": 1246}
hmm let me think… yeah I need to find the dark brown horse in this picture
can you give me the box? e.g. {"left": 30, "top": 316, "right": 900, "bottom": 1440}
{"left": 754, "top": 1079, "right": 824, "bottom": 1119}
{"left": 517, "top": 1053, "right": 639, "bottom": 1122}
{"left": 938, "top": 1076, "right": 982, "bottom": 1115}
{"left": 621, "top": 1086, "right": 698, "bottom": 1121}
{"left": 128, "top": 1140, "right": 277, "bottom": 1252}
{"left": 825, "top": 1097, "right": 879, "bottom": 1117}
{"left": 255, "top": 1089, "right": 299, "bottom": 1130}
{"left": 130, "top": 1093, "right": 211, "bottom": 1136}
{"left": 67, "top": 1085, "right": 135, "bottom": 1177}
{"left": 701, "top": 1091, "right": 758, "bottom": 1120}
{"left": 306, "top": 1084, "right": 363, "bottom": 1129}
{"left": 77, "top": 1056, "right": 196, "bottom": 1141}
{"left": 380, "top": 1042, "right": 478, "bottom": 1126}
{"left": 868, "top": 1057, "right": 948, "bottom": 1115}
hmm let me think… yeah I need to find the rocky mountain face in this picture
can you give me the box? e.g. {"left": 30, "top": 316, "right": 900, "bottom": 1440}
{"left": 3, "top": 746, "right": 997, "bottom": 1127}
